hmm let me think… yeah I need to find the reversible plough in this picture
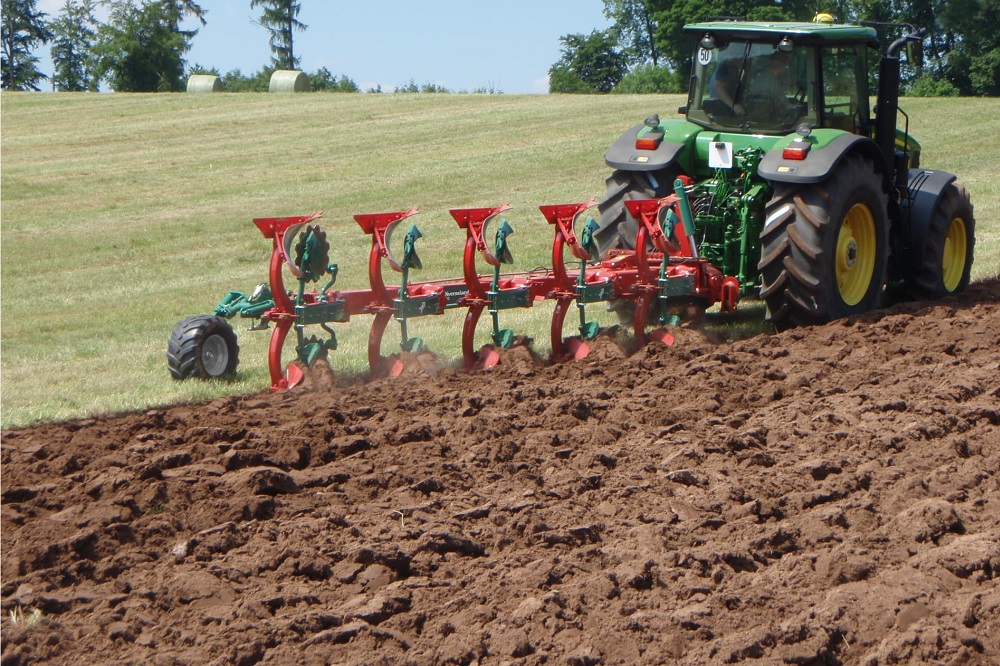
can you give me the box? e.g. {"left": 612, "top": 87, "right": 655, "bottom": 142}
{"left": 170, "top": 180, "right": 740, "bottom": 390}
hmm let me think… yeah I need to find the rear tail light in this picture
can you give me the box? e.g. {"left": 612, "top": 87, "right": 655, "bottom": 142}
{"left": 782, "top": 141, "right": 811, "bottom": 160}
{"left": 635, "top": 132, "right": 664, "bottom": 151}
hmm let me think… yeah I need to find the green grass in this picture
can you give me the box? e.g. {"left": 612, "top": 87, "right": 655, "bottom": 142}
{"left": 2, "top": 92, "right": 998, "bottom": 429}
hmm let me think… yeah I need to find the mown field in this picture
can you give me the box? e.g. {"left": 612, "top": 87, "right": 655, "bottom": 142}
{"left": 2, "top": 92, "right": 998, "bottom": 429}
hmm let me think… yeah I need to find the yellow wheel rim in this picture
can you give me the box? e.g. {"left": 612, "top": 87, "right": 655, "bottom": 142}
{"left": 836, "top": 203, "right": 877, "bottom": 306}
{"left": 942, "top": 217, "right": 968, "bottom": 293}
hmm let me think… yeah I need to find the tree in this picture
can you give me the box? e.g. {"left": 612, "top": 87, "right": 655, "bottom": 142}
{"left": 548, "top": 30, "right": 628, "bottom": 93}
{"left": 648, "top": 0, "right": 802, "bottom": 87}
{"left": 92, "top": 0, "right": 193, "bottom": 91}
{"left": 49, "top": 0, "right": 99, "bottom": 91}
{"left": 1, "top": 0, "right": 53, "bottom": 90}
{"left": 160, "top": 0, "right": 208, "bottom": 58}
{"left": 938, "top": 0, "right": 1000, "bottom": 95}
{"left": 585, "top": 0, "right": 1000, "bottom": 97}
{"left": 309, "top": 67, "right": 359, "bottom": 92}
{"left": 163, "top": 0, "right": 206, "bottom": 26}
{"left": 250, "top": 0, "right": 306, "bottom": 70}
{"left": 603, "top": 0, "right": 660, "bottom": 67}
{"left": 613, "top": 62, "right": 680, "bottom": 93}
{"left": 220, "top": 67, "right": 272, "bottom": 92}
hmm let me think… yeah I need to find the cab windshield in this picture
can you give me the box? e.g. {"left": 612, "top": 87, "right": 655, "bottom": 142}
{"left": 688, "top": 40, "right": 817, "bottom": 134}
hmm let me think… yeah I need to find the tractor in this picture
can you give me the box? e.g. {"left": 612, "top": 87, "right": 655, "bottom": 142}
{"left": 168, "top": 15, "right": 975, "bottom": 387}
{"left": 596, "top": 13, "right": 975, "bottom": 329}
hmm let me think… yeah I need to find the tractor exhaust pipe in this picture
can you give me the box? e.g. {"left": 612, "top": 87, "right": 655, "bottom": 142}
{"left": 875, "top": 27, "right": 926, "bottom": 187}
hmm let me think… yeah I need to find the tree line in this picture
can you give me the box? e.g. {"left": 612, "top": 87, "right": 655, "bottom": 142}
{"left": 3, "top": 0, "right": 997, "bottom": 95}
{"left": 551, "top": 0, "right": 1000, "bottom": 96}
{"left": 1, "top": 0, "right": 341, "bottom": 92}
{"left": 0, "top": 0, "right": 504, "bottom": 93}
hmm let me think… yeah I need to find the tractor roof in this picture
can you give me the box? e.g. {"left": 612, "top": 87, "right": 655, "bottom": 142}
{"left": 685, "top": 21, "right": 878, "bottom": 47}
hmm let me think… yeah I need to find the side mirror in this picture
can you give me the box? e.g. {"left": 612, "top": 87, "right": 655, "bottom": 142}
{"left": 906, "top": 39, "right": 924, "bottom": 68}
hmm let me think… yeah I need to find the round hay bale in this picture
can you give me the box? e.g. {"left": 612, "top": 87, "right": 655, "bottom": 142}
{"left": 186, "top": 74, "right": 223, "bottom": 93}
{"left": 269, "top": 70, "right": 310, "bottom": 93}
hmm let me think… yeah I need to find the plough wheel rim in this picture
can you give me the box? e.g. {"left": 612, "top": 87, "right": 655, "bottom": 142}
{"left": 200, "top": 334, "right": 232, "bottom": 376}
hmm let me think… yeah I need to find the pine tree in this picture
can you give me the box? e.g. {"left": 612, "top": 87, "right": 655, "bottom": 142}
{"left": 92, "top": 0, "right": 198, "bottom": 91}
{"left": 250, "top": 0, "right": 306, "bottom": 70}
{"left": 1, "top": 0, "right": 53, "bottom": 90}
{"left": 50, "top": 0, "right": 99, "bottom": 91}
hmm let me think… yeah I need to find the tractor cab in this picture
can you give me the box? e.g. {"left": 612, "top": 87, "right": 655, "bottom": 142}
{"left": 685, "top": 18, "right": 877, "bottom": 136}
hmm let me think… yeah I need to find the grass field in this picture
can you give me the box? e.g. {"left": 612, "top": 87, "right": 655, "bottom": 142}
{"left": 2, "top": 92, "right": 998, "bottom": 429}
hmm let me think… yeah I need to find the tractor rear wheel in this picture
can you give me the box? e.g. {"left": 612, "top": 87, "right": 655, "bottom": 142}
{"left": 759, "top": 153, "right": 889, "bottom": 329}
{"left": 905, "top": 181, "right": 975, "bottom": 300}
{"left": 595, "top": 167, "right": 681, "bottom": 254}
{"left": 167, "top": 315, "right": 240, "bottom": 380}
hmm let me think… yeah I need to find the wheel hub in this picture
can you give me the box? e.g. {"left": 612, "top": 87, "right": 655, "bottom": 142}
{"left": 201, "top": 334, "right": 230, "bottom": 377}
{"left": 844, "top": 239, "right": 858, "bottom": 269}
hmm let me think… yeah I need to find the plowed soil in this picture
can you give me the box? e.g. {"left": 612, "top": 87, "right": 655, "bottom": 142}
{"left": 3, "top": 280, "right": 999, "bottom": 666}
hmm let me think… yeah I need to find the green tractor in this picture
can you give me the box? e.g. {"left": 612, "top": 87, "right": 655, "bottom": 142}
{"left": 597, "top": 14, "right": 975, "bottom": 328}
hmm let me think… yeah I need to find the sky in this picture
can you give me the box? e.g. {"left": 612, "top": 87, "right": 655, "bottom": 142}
{"left": 36, "top": 1, "right": 613, "bottom": 94}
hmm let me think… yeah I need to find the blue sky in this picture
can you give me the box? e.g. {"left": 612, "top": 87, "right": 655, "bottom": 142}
{"left": 37, "top": 1, "right": 612, "bottom": 93}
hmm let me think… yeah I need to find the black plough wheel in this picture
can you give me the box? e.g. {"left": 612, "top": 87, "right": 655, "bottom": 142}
{"left": 906, "top": 181, "right": 975, "bottom": 300}
{"left": 759, "top": 153, "right": 890, "bottom": 329}
{"left": 167, "top": 315, "right": 240, "bottom": 380}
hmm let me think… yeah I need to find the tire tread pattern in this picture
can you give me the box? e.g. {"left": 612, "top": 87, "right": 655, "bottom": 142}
{"left": 596, "top": 168, "right": 679, "bottom": 254}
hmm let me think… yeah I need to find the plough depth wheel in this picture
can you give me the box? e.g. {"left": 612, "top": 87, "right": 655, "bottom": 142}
{"left": 167, "top": 315, "right": 240, "bottom": 380}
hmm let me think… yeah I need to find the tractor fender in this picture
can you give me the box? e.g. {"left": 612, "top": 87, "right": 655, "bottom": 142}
{"left": 758, "top": 133, "right": 891, "bottom": 190}
{"left": 900, "top": 167, "right": 958, "bottom": 271}
{"left": 605, "top": 123, "right": 689, "bottom": 172}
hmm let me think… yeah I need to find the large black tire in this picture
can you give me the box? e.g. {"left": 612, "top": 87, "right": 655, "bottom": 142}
{"left": 595, "top": 167, "right": 682, "bottom": 255}
{"left": 905, "top": 181, "right": 975, "bottom": 300}
{"left": 167, "top": 315, "right": 240, "bottom": 380}
{"left": 759, "top": 153, "right": 890, "bottom": 329}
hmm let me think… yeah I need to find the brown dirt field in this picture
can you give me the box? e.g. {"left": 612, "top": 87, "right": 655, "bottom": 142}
{"left": 3, "top": 280, "right": 999, "bottom": 666}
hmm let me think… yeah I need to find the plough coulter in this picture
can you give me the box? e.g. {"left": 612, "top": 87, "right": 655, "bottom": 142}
{"left": 169, "top": 182, "right": 739, "bottom": 390}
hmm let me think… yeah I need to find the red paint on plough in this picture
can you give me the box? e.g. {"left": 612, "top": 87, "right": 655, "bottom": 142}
{"left": 246, "top": 198, "right": 738, "bottom": 391}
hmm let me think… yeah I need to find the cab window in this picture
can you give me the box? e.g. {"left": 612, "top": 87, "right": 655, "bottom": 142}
{"left": 820, "top": 46, "right": 864, "bottom": 132}
{"left": 688, "top": 40, "right": 817, "bottom": 134}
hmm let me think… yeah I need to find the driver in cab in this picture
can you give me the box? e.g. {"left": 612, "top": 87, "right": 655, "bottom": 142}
{"left": 713, "top": 50, "right": 795, "bottom": 120}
